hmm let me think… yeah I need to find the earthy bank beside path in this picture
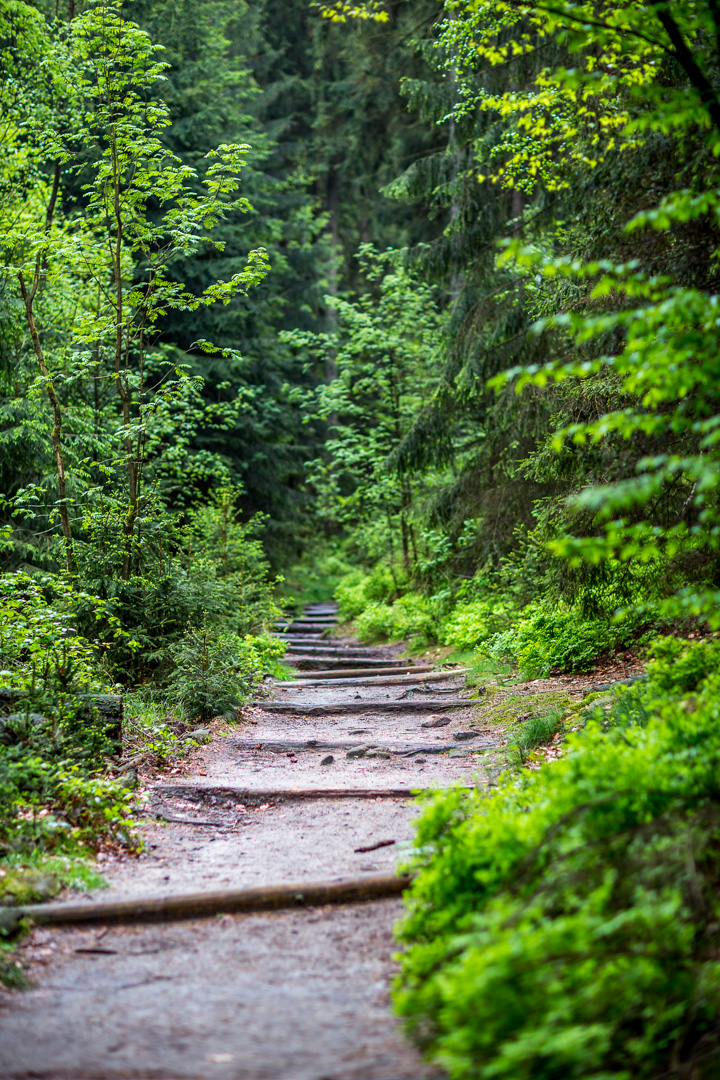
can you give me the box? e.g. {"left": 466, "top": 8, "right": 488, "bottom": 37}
{"left": 0, "top": 603, "right": 493, "bottom": 1080}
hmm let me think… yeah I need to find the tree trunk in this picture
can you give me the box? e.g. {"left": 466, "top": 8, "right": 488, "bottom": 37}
{"left": 18, "top": 273, "right": 75, "bottom": 575}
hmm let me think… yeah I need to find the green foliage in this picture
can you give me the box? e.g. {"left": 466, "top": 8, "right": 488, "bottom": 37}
{"left": 440, "top": 597, "right": 514, "bottom": 650}
{"left": 354, "top": 593, "right": 442, "bottom": 647}
{"left": 335, "top": 565, "right": 400, "bottom": 619}
{"left": 643, "top": 635, "right": 720, "bottom": 695}
{"left": 285, "top": 246, "right": 445, "bottom": 571}
{"left": 280, "top": 544, "right": 355, "bottom": 606}
{"left": 487, "top": 599, "right": 655, "bottom": 678}
{"left": 1, "top": 852, "right": 106, "bottom": 896}
{"left": 0, "top": 570, "right": 134, "bottom": 856}
{"left": 507, "top": 706, "right": 564, "bottom": 767}
{"left": 167, "top": 618, "right": 284, "bottom": 721}
{"left": 395, "top": 637, "right": 720, "bottom": 1079}
{"left": 335, "top": 566, "right": 448, "bottom": 646}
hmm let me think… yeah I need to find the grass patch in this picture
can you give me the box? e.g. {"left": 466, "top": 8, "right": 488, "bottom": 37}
{"left": 507, "top": 707, "right": 565, "bottom": 766}
{"left": 0, "top": 852, "right": 107, "bottom": 990}
{"left": 1, "top": 852, "right": 107, "bottom": 894}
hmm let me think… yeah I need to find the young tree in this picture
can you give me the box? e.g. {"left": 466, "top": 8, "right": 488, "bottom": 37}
{"left": 284, "top": 246, "right": 444, "bottom": 571}
{"left": 5, "top": 0, "right": 269, "bottom": 583}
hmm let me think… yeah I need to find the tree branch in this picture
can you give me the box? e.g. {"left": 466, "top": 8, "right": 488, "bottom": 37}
{"left": 655, "top": 8, "right": 720, "bottom": 138}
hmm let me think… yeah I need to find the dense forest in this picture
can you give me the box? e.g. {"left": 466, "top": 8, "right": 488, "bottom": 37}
{"left": 3, "top": 0, "right": 720, "bottom": 1075}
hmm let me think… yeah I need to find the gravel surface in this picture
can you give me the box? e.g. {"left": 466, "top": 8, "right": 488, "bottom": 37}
{"left": 0, "top": 612, "right": 480, "bottom": 1079}
{"left": 0, "top": 903, "right": 442, "bottom": 1080}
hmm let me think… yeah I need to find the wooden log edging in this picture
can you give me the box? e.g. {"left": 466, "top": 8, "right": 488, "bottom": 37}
{"left": 285, "top": 668, "right": 468, "bottom": 688}
{"left": 153, "top": 784, "right": 426, "bottom": 804}
{"left": 254, "top": 699, "right": 467, "bottom": 715}
{"left": 0, "top": 873, "right": 412, "bottom": 932}
{"left": 282, "top": 664, "right": 434, "bottom": 680}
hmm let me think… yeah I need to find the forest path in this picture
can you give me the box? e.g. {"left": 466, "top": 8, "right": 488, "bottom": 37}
{"left": 0, "top": 603, "right": 491, "bottom": 1080}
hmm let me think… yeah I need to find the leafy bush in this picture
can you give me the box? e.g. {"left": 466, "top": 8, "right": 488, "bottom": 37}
{"left": 167, "top": 620, "right": 285, "bottom": 721}
{"left": 644, "top": 635, "right": 720, "bottom": 694}
{"left": 335, "top": 565, "right": 400, "bottom": 620}
{"left": 76, "top": 487, "right": 286, "bottom": 681}
{"left": 440, "top": 597, "right": 514, "bottom": 650}
{"left": 394, "top": 638, "right": 720, "bottom": 1080}
{"left": 354, "top": 592, "right": 441, "bottom": 645}
{"left": 486, "top": 599, "right": 652, "bottom": 676}
{"left": 0, "top": 572, "right": 134, "bottom": 856}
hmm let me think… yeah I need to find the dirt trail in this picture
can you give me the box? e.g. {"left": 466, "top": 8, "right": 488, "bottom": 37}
{"left": 0, "top": 603, "right": 492, "bottom": 1080}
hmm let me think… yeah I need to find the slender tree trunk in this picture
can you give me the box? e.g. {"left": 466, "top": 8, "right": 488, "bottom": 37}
{"left": 17, "top": 161, "right": 74, "bottom": 575}
{"left": 390, "top": 363, "right": 410, "bottom": 572}
{"left": 109, "top": 126, "right": 138, "bottom": 581}
{"left": 18, "top": 273, "right": 75, "bottom": 575}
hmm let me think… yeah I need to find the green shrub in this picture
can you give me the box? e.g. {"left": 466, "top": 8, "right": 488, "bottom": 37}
{"left": 335, "top": 565, "right": 400, "bottom": 620}
{"left": 645, "top": 635, "right": 720, "bottom": 693}
{"left": 0, "top": 571, "right": 134, "bottom": 856}
{"left": 354, "top": 592, "right": 441, "bottom": 645}
{"left": 394, "top": 638, "right": 720, "bottom": 1080}
{"left": 486, "top": 600, "right": 652, "bottom": 676}
{"left": 440, "top": 597, "right": 514, "bottom": 650}
{"left": 167, "top": 620, "right": 284, "bottom": 721}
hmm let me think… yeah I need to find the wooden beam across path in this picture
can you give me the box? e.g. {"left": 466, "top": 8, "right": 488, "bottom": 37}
{"left": 284, "top": 668, "right": 468, "bottom": 688}
{"left": 154, "top": 784, "right": 442, "bottom": 805}
{"left": 272, "top": 630, "right": 325, "bottom": 639}
{"left": 285, "top": 650, "right": 391, "bottom": 660}
{"left": 0, "top": 873, "right": 412, "bottom": 933}
{"left": 277, "top": 618, "right": 338, "bottom": 627}
{"left": 286, "top": 657, "right": 422, "bottom": 671}
{"left": 232, "top": 739, "right": 487, "bottom": 754}
{"left": 253, "top": 699, "right": 467, "bottom": 715}
{"left": 281, "top": 664, "right": 434, "bottom": 680}
{"left": 282, "top": 643, "right": 386, "bottom": 652}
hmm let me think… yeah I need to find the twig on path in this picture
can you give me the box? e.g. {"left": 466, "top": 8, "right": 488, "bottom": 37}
{"left": 150, "top": 813, "right": 228, "bottom": 828}
{"left": 354, "top": 839, "right": 396, "bottom": 853}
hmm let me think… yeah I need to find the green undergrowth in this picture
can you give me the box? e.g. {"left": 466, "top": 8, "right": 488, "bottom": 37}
{"left": 334, "top": 569, "right": 663, "bottom": 677}
{"left": 0, "top": 853, "right": 108, "bottom": 987}
{"left": 505, "top": 705, "right": 566, "bottom": 767}
{"left": 0, "top": 852, "right": 106, "bottom": 906}
{"left": 0, "top": 573, "right": 136, "bottom": 860}
{"left": 486, "top": 599, "right": 663, "bottom": 678}
{"left": 394, "top": 635, "right": 720, "bottom": 1080}
{"left": 280, "top": 545, "right": 354, "bottom": 606}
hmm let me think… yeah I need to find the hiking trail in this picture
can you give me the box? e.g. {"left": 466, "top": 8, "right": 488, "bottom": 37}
{"left": 0, "top": 602, "right": 494, "bottom": 1080}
